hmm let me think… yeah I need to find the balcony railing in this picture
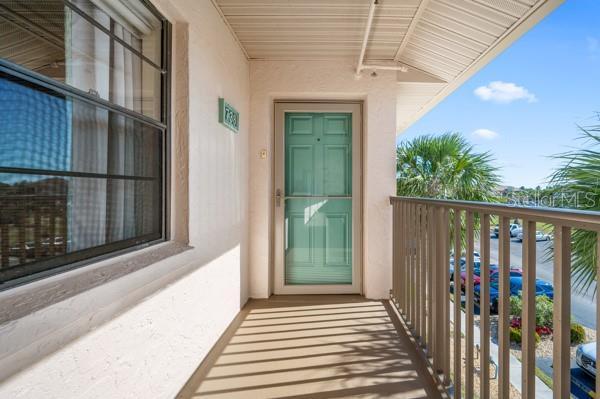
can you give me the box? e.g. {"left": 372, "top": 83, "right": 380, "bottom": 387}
{"left": 390, "top": 196, "right": 600, "bottom": 399}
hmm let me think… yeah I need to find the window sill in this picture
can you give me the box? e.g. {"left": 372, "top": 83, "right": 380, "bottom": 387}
{"left": 0, "top": 241, "right": 191, "bottom": 325}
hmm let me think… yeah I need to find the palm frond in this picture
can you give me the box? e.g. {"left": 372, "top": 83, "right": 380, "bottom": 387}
{"left": 547, "top": 121, "right": 600, "bottom": 295}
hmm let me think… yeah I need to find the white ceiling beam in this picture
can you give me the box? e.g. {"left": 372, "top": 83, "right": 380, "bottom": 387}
{"left": 393, "top": 0, "right": 430, "bottom": 61}
{"left": 355, "top": 0, "right": 378, "bottom": 76}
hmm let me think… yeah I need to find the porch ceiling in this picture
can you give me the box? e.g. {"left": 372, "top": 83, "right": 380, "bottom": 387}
{"left": 213, "top": 0, "right": 563, "bottom": 131}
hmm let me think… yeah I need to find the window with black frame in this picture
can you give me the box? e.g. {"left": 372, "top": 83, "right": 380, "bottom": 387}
{"left": 0, "top": 0, "right": 170, "bottom": 286}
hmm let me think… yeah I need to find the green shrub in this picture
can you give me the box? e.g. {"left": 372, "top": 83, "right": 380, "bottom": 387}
{"left": 507, "top": 292, "right": 553, "bottom": 328}
{"left": 510, "top": 327, "right": 541, "bottom": 347}
{"left": 535, "top": 295, "right": 554, "bottom": 328}
{"left": 509, "top": 293, "right": 522, "bottom": 316}
{"left": 510, "top": 327, "right": 522, "bottom": 344}
{"left": 571, "top": 323, "right": 586, "bottom": 344}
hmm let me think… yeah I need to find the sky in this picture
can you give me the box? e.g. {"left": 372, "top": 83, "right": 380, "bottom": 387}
{"left": 397, "top": 0, "right": 600, "bottom": 188}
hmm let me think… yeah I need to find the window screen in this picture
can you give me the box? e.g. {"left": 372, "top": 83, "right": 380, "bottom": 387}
{"left": 0, "top": 0, "right": 169, "bottom": 286}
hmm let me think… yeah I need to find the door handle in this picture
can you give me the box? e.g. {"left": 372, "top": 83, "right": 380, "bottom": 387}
{"left": 275, "top": 189, "right": 282, "bottom": 207}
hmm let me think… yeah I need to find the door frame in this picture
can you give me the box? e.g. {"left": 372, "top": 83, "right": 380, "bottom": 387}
{"left": 273, "top": 101, "right": 363, "bottom": 295}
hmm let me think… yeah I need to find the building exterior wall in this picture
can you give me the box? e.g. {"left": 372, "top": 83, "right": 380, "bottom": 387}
{"left": 0, "top": 1, "right": 251, "bottom": 398}
{"left": 248, "top": 61, "right": 397, "bottom": 299}
{"left": 0, "top": 5, "right": 399, "bottom": 398}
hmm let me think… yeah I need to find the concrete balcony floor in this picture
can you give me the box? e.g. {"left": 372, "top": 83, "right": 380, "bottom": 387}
{"left": 177, "top": 295, "right": 442, "bottom": 399}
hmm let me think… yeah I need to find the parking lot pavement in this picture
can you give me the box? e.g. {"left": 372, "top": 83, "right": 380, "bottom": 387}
{"left": 486, "top": 236, "right": 596, "bottom": 329}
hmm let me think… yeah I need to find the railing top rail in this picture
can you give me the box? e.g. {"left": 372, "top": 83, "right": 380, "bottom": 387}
{"left": 390, "top": 196, "right": 600, "bottom": 231}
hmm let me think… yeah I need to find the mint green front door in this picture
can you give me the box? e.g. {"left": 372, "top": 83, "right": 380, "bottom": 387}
{"left": 284, "top": 112, "right": 353, "bottom": 285}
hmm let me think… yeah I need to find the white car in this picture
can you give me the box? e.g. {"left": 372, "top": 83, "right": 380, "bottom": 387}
{"left": 516, "top": 230, "right": 552, "bottom": 242}
{"left": 493, "top": 223, "right": 521, "bottom": 237}
{"left": 576, "top": 342, "right": 596, "bottom": 378}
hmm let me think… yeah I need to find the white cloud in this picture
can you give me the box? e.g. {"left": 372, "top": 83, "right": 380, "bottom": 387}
{"left": 472, "top": 128, "right": 499, "bottom": 139}
{"left": 474, "top": 81, "right": 537, "bottom": 104}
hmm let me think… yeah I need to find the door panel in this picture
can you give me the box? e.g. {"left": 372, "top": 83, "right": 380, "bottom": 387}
{"left": 324, "top": 145, "right": 350, "bottom": 195}
{"left": 284, "top": 112, "right": 352, "bottom": 285}
{"left": 288, "top": 145, "right": 314, "bottom": 195}
{"left": 285, "top": 198, "right": 352, "bottom": 285}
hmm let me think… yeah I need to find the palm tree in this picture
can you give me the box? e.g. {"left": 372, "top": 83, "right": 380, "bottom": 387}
{"left": 549, "top": 123, "right": 600, "bottom": 294}
{"left": 396, "top": 132, "right": 500, "bottom": 200}
{"left": 396, "top": 133, "right": 501, "bottom": 249}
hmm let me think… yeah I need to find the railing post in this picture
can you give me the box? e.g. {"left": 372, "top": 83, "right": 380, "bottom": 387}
{"left": 553, "top": 225, "right": 571, "bottom": 399}
{"left": 498, "top": 216, "right": 510, "bottom": 398}
{"left": 465, "top": 211, "right": 474, "bottom": 398}
{"left": 415, "top": 204, "right": 423, "bottom": 339}
{"left": 435, "top": 206, "right": 448, "bottom": 377}
{"left": 403, "top": 202, "right": 409, "bottom": 316}
{"left": 408, "top": 201, "right": 413, "bottom": 320}
{"left": 411, "top": 203, "right": 417, "bottom": 327}
{"left": 441, "top": 207, "right": 451, "bottom": 383}
{"left": 432, "top": 206, "right": 440, "bottom": 367}
{"left": 480, "top": 214, "right": 490, "bottom": 399}
{"left": 392, "top": 201, "right": 399, "bottom": 307}
{"left": 453, "top": 209, "right": 462, "bottom": 399}
{"left": 420, "top": 205, "right": 427, "bottom": 345}
{"left": 522, "top": 219, "right": 537, "bottom": 399}
{"left": 427, "top": 205, "right": 435, "bottom": 352}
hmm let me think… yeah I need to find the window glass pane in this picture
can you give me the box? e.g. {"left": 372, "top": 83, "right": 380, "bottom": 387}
{"left": 0, "top": 72, "right": 161, "bottom": 177}
{"left": 0, "top": 0, "right": 166, "bottom": 286}
{"left": 0, "top": 0, "right": 163, "bottom": 120}
{"left": 0, "top": 173, "right": 161, "bottom": 282}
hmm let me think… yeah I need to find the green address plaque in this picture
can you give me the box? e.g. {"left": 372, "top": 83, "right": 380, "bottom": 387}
{"left": 218, "top": 98, "right": 239, "bottom": 132}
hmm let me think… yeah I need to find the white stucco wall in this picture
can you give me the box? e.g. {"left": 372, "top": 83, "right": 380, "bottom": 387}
{"left": 248, "top": 60, "right": 397, "bottom": 299}
{"left": 0, "top": 1, "right": 250, "bottom": 398}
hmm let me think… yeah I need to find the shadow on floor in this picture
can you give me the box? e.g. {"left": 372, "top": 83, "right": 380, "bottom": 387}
{"left": 177, "top": 295, "right": 442, "bottom": 399}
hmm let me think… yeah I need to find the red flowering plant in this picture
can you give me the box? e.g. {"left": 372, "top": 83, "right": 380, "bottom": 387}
{"left": 510, "top": 317, "right": 522, "bottom": 328}
{"left": 536, "top": 326, "right": 553, "bottom": 336}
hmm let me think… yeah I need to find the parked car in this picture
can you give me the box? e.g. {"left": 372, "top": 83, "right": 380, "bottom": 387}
{"left": 460, "top": 264, "right": 519, "bottom": 290}
{"left": 516, "top": 230, "right": 552, "bottom": 242}
{"left": 461, "top": 266, "right": 520, "bottom": 291}
{"left": 576, "top": 342, "right": 596, "bottom": 378}
{"left": 450, "top": 253, "right": 480, "bottom": 282}
{"left": 474, "top": 275, "right": 553, "bottom": 313}
{"left": 459, "top": 260, "right": 482, "bottom": 287}
{"left": 489, "top": 269, "right": 523, "bottom": 283}
{"left": 493, "top": 223, "right": 521, "bottom": 238}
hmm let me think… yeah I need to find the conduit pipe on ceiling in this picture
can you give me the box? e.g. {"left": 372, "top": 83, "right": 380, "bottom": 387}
{"left": 355, "top": 0, "right": 378, "bottom": 76}
{"left": 361, "top": 64, "right": 409, "bottom": 72}
{"left": 355, "top": 0, "right": 409, "bottom": 75}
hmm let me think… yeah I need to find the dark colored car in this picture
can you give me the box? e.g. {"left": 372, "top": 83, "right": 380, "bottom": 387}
{"left": 474, "top": 275, "right": 554, "bottom": 313}
{"left": 459, "top": 264, "right": 520, "bottom": 290}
